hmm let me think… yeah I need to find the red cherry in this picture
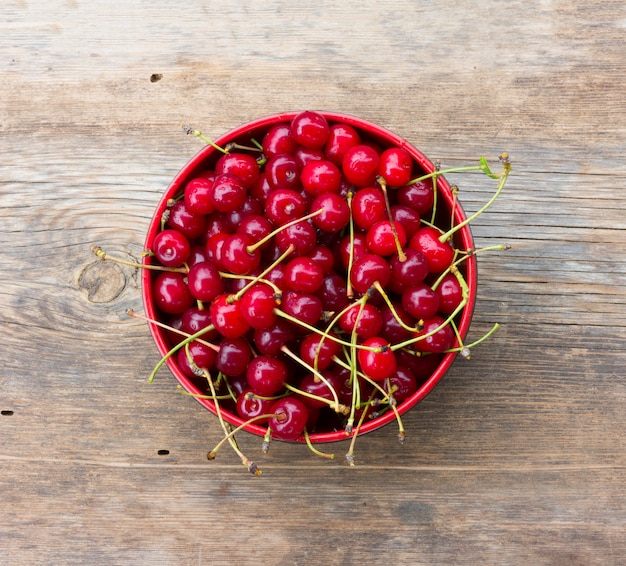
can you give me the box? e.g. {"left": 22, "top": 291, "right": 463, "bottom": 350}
{"left": 338, "top": 303, "right": 383, "bottom": 339}
{"left": 316, "top": 272, "right": 349, "bottom": 312}
{"left": 436, "top": 273, "right": 464, "bottom": 314}
{"left": 397, "top": 179, "right": 434, "bottom": 215}
{"left": 391, "top": 205, "right": 421, "bottom": 239}
{"left": 209, "top": 173, "right": 247, "bottom": 213}
{"left": 253, "top": 320, "right": 296, "bottom": 356}
{"left": 378, "top": 147, "right": 413, "bottom": 187}
{"left": 215, "top": 152, "right": 259, "bottom": 189}
{"left": 281, "top": 290, "right": 323, "bottom": 330}
{"left": 389, "top": 248, "right": 430, "bottom": 290}
{"left": 262, "top": 123, "right": 297, "bottom": 158}
{"left": 349, "top": 254, "right": 391, "bottom": 295}
{"left": 283, "top": 256, "right": 324, "bottom": 293}
{"left": 268, "top": 397, "right": 309, "bottom": 440}
{"left": 366, "top": 220, "right": 407, "bottom": 256}
{"left": 290, "top": 111, "right": 330, "bottom": 149}
{"left": 298, "top": 333, "right": 341, "bottom": 370}
{"left": 239, "top": 283, "right": 277, "bottom": 329}
{"left": 187, "top": 261, "right": 225, "bottom": 303}
{"left": 153, "top": 272, "right": 194, "bottom": 314}
{"left": 295, "top": 372, "right": 342, "bottom": 409}
{"left": 265, "top": 153, "right": 302, "bottom": 191}
{"left": 166, "top": 200, "right": 206, "bottom": 240}
{"left": 215, "top": 337, "right": 252, "bottom": 376}
{"left": 324, "top": 123, "right": 361, "bottom": 165}
{"left": 177, "top": 341, "right": 217, "bottom": 378}
{"left": 311, "top": 192, "right": 350, "bottom": 233}
{"left": 415, "top": 316, "right": 455, "bottom": 353}
{"left": 357, "top": 336, "right": 397, "bottom": 381}
{"left": 409, "top": 226, "right": 455, "bottom": 273}
{"left": 221, "top": 233, "right": 261, "bottom": 275}
{"left": 300, "top": 159, "right": 341, "bottom": 196}
{"left": 246, "top": 355, "right": 288, "bottom": 397}
{"left": 384, "top": 365, "right": 418, "bottom": 401}
{"left": 275, "top": 220, "right": 317, "bottom": 257}
{"left": 401, "top": 283, "right": 441, "bottom": 320}
{"left": 209, "top": 294, "right": 251, "bottom": 339}
{"left": 184, "top": 176, "right": 216, "bottom": 215}
{"left": 351, "top": 186, "right": 387, "bottom": 230}
{"left": 236, "top": 389, "right": 274, "bottom": 424}
{"left": 342, "top": 144, "right": 380, "bottom": 187}
{"left": 152, "top": 229, "right": 190, "bottom": 267}
{"left": 306, "top": 245, "right": 335, "bottom": 274}
{"left": 265, "top": 188, "right": 306, "bottom": 226}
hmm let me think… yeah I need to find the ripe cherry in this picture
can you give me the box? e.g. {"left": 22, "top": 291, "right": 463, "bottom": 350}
{"left": 366, "top": 220, "right": 407, "bottom": 256}
{"left": 384, "top": 365, "right": 418, "bottom": 402}
{"left": 338, "top": 303, "right": 383, "bottom": 339}
{"left": 177, "top": 341, "right": 217, "bottom": 378}
{"left": 342, "top": 144, "right": 380, "bottom": 187}
{"left": 357, "top": 336, "right": 397, "bottom": 381}
{"left": 187, "top": 261, "right": 225, "bottom": 303}
{"left": 265, "top": 188, "right": 307, "bottom": 226}
{"left": 153, "top": 272, "right": 194, "bottom": 314}
{"left": 166, "top": 200, "right": 206, "bottom": 240}
{"left": 268, "top": 397, "right": 309, "bottom": 440}
{"left": 324, "top": 123, "right": 361, "bottom": 165}
{"left": 209, "top": 173, "right": 247, "bottom": 213}
{"left": 221, "top": 233, "right": 261, "bottom": 275}
{"left": 349, "top": 254, "right": 391, "bottom": 295}
{"left": 397, "top": 179, "right": 434, "bottom": 215}
{"left": 209, "top": 294, "right": 251, "bottom": 339}
{"left": 378, "top": 147, "right": 413, "bottom": 187}
{"left": 215, "top": 336, "right": 252, "bottom": 377}
{"left": 283, "top": 256, "right": 324, "bottom": 293}
{"left": 300, "top": 159, "right": 341, "bottom": 196}
{"left": 311, "top": 192, "right": 350, "bottom": 233}
{"left": 290, "top": 111, "right": 330, "bottom": 149}
{"left": 262, "top": 123, "right": 297, "bottom": 158}
{"left": 298, "top": 333, "right": 341, "bottom": 371}
{"left": 239, "top": 283, "right": 277, "bottom": 329}
{"left": 265, "top": 153, "right": 302, "bottom": 191}
{"left": 435, "top": 273, "right": 464, "bottom": 314}
{"left": 184, "top": 177, "right": 216, "bottom": 215}
{"left": 401, "top": 283, "right": 441, "bottom": 320}
{"left": 216, "top": 152, "right": 259, "bottom": 189}
{"left": 415, "top": 316, "right": 455, "bottom": 353}
{"left": 281, "top": 290, "right": 323, "bottom": 330}
{"left": 409, "top": 226, "right": 455, "bottom": 273}
{"left": 246, "top": 355, "right": 288, "bottom": 397}
{"left": 351, "top": 187, "right": 387, "bottom": 230}
{"left": 152, "top": 229, "right": 190, "bottom": 267}
{"left": 236, "top": 389, "right": 274, "bottom": 424}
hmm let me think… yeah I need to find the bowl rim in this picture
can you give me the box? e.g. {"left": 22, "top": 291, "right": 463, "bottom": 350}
{"left": 142, "top": 111, "right": 477, "bottom": 443}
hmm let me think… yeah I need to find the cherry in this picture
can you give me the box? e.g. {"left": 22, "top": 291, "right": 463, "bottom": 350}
{"left": 239, "top": 283, "right": 277, "bottom": 329}
{"left": 153, "top": 272, "right": 194, "bottom": 314}
{"left": 342, "top": 144, "right": 380, "bottom": 187}
{"left": 366, "top": 220, "right": 407, "bottom": 256}
{"left": 349, "top": 254, "right": 391, "bottom": 295}
{"left": 283, "top": 256, "right": 324, "bottom": 294}
{"left": 351, "top": 187, "right": 387, "bottom": 230}
{"left": 181, "top": 306, "right": 217, "bottom": 339}
{"left": 253, "top": 320, "right": 296, "bottom": 355}
{"left": 396, "top": 349, "right": 443, "bottom": 381}
{"left": 209, "top": 294, "right": 251, "bottom": 338}
{"left": 389, "top": 247, "right": 430, "bottom": 290}
{"left": 357, "top": 336, "right": 397, "bottom": 381}
{"left": 306, "top": 245, "right": 335, "bottom": 274}
{"left": 187, "top": 261, "right": 225, "bottom": 303}
{"left": 338, "top": 303, "right": 383, "bottom": 339}
{"left": 188, "top": 244, "right": 210, "bottom": 267}
{"left": 378, "top": 147, "right": 413, "bottom": 187}
{"left": 204, "top": 212, "right": 232, "bottom": 241}
{"left": 401, "top": 283, "right": 441, "bottom": 320}
{"left": 177, "top": 341, "right": 217, "bottom": 378}
{"left": 250, "top": 171, "right": 273, "bottom": 204}
{"left": 236, "top": 389, "right": 274, "bottom": 424}
{"left": 296, "top": 372, "right": 342, "bottom": 409}
{"left": 221, "top": 233, "right": 261, "bottom": 275}
{"left": 209, "top": 173, "right": 247, "bottom": 213}
{"left": 152, "top": 229, "right": 191, "bottom": 267}
{"left": 166, "top": 200, "right": 206, "bottom": 240}
{"left": 223, "top": 195, "right": 262, "bottom": 231}
{"left": 265, "top": 154, "right": 301, "bottom": 191}
{"left": 184, "top": 176, "right": 216, "bottom": 215}
{"left": 268, "top": 397, "right": 309, "bottom": 440}
{"left": 237, "top": 214, "right": 273, "bottom": 246}
{"left": 275, "top": 220, "right": 317, "bottom": 257}
{"left": 384, "top": 365, "right": 417, "bottom": 402}
{"left": 290, "top": 111, "right": 330, "bottom": 149}
{"left": 300, "top": 159, "right": 341, "bottom": 196}
{"left": 338, "top": 233, "right": 368, "bottom": 271}
{"left": 262, "top": 123, "right": 297, "bottom": 158}
{"left": 246, "top": 355, "right": 288, "bottom": 396}
{"left": 281, "top": 290, "right": 323, "bottom": 330}
{"left": 298, "top": 332, "right": 341, "bottom": 371}
{"left": 391, "top": 205, "right": 421, "bottom": 239}
{"left": 265, "top": 188, "right": 306, "bottom": 226}
{"left": 205, "top": 232, "right": 229, "bottom": 270}
{"left": 216, "top": 152, "right": 259, "bottom": 189}
{"left": 293, "top": 146, "right": 324, "bottom": 168}
{"left": 397, "top": 179, "right": 434, "bottom": 215}
{"left": 379, "top": 302, "right": 415, "bottom": 344}
{"left": 435, "top": 273, "right": 464, "bottom": 314}
{"left": 409, "top": 227, "right": 455, "bottom": 273}
{"left": 324, "top": 123, "right": 361, "bottom": 165}
{"left": 415, "top": 316, "right": 455, "bottom": 353}
{"left": 316, "top": 272, "right": 349, "bottom": 312}
{"left": 215, "top": 337, "right": 252, "bottom": 377}
{"left": 311, "top": 192, "right": 350, "bottom": 233}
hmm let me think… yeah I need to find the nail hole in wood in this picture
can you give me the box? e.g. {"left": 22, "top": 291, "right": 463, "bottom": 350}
{"left": 1, "top": 410, "right": 14, "bottom": 416}
{"left": 150, "top": 73, "right": 163, "bottom": 83}
{"left": 157, "top": 449, "right": 170, "bottom": 455}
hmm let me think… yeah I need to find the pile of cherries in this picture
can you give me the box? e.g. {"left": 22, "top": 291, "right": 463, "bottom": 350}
{"left": 135, "top": 111, "right": 508, "bottom": 471}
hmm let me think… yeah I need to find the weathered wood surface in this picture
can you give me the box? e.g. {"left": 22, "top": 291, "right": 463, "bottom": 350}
{"left": 1, "top": 1, "right": 625, "bottom": 564}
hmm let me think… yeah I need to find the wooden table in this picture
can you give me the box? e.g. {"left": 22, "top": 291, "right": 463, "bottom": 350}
{"left": 2, "top": 2, "right": 624, "bottom": 564}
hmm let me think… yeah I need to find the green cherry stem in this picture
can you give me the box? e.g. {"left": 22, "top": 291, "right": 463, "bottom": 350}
{"left": 92, "top": 246, "right": 187, "bottom": 273}
{"left": 182, "top": 124, "right": 229, "bottom": 154}
{"left": 304, "top": 429, "right": 335, "bottom": 459}
{"left": 207, "top": 413, "right": 279, "bottom": 460}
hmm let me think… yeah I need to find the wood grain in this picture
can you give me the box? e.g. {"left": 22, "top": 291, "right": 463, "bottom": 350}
{"left": 1, "top": 1, "right": 625, "bottom": 564}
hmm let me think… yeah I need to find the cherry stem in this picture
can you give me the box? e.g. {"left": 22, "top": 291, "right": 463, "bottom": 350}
{"left": 438, "top": 154, "right": 511, "bottom": 243}
{"left": 303, "top": 429, "right": 335, "bottom": 459}
{"left": 377, "top": 177, "right": 407, "bottom": 262}
{"left": 445, "top": 323, "right": 500, "bottom": 354}
{"left": 429, "top": 159, "right": 441, "bottom": 226}
{"left": 280, "top": 345, "right": 342, "bottom": 412}
{"left": 176, "top": 384, "right": 231, "bottom": 400}
{"left": 202, "top": 368, "right": 262, "bottom": 476}
{"left": 126, "top": 310, "right": 218, "bottom": 351}
{"left": 246, "top": 208, "right": 325, "bottom": 255}
{"left": 92, "top": 246, "right": 187, "bottom": 273}
{"left": 182, "top": 124, "right": 229, "bottom": 154}
{"left": 345, "top": 392, "right": 377, "bottom": 466}
{"left": 227, "top": 245, "right": 294, "bottom": 302}
{"left": 345, "top": 190, "right": 356, "bottom": 299}
{"left": 207, "top": 413, "right": 279, "bottom": 460}
{"left": 372, "top": 281, "right": 423, "bottom": 333}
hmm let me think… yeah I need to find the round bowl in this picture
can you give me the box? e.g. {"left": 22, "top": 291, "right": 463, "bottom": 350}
{"left": 142, "top": 111, "right": 477, "bottom": 443}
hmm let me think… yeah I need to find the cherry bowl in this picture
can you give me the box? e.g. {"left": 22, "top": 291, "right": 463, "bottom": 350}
{"left": 142, "top": 111, "right": 477, "bottom": 444}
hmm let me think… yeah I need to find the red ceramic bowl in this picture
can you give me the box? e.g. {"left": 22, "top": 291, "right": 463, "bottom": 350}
{"left": 142, "top": 111, "right": 477, "bottom": 443}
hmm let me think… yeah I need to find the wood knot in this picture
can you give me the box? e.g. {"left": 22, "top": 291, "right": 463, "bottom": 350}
{"left": 78, "top": 260, "right": 127, "bottom": 303}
